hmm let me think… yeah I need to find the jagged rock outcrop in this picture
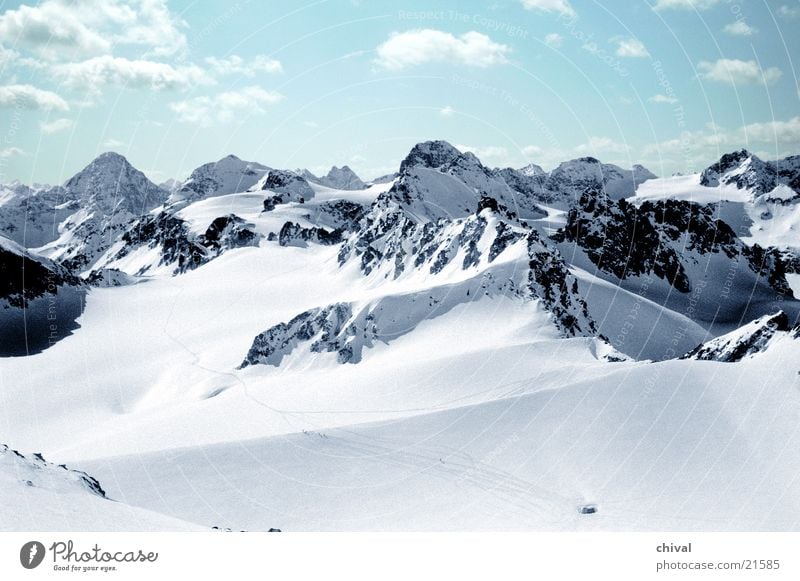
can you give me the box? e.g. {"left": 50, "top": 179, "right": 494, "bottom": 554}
{"left": 92, "top": 211, "right": 261, "bottom": 277}
{"left": 278, "top": 222, "right": 343, "bottom": 247}
{"left": 261, "top": 170, "right": 315, "bottom": 210}
{"left": 681, "top": 311, "right": 797, "bottom": 362}
{"left": 553, "top": 190, "right": 793, "bottom": 296}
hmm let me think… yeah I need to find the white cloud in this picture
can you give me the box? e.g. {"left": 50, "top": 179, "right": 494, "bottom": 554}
{"left": 455, "top": 144, "right": 510, "bottom": 162}
{"left": 521, "top": 0, "right": 576, "bottom": 18}
{"left": 613, "top": 37, "right": 649, "bottom": 58}
{"left": 39, "top": 117, "right": 74, "bottom": 134}
{"left": 698, "top": 58, "right": 782, "bottom": 85}
{"left": 742, "top": 117, "right": 800, "bottom": 145}
{"left": 777, "top": 5, "right": 800, "bottom": 19}
{"left": 723, "top": 21, "right": 757, "bottom": 36}
{"left": 53, "top": 56, "right": 213, "bottom": 91}
{"left": 642, "top": 117, "right": 800, "bottom": 167}
{"left": 574, "top": 136, "right": 631, "bottom": 155}
{"left": 0, "top": 84, "right": 68, "bottom": 110}
{"left": 0, "top": 147, "right": 25, "bottom": 158}
{"left": 0, "top": 46, "right": 19, "bottom": 68}
{"left": 649, "top": 93, "right": 678, "bottom": 104}
{"left": 439, "top": 105, "right": 455, "bottom": 117}
{"left": 103, "top": 138, "right": 125, "bottom": 148}
{"left": 652, "top": 0, "right": 720, "bottom": 10}
{"left": 169, "top": 86, "right": 283, "bottom": 125}
{"left": 544, "top": 33, "right": 563, "bottom": 48}
{"left": 119, "top": 0, "right": 187, "bottom": 57}
{"left": 205, "top": 55, "right": 283, "bottom": 77}
{"left": 0, "top": 0, "right": 186, "bottom": 61}
{"left": 374, "top": 29, "right": 510, "bottom": 70}
{"left": 303, "top": 120, "right": 319, "bottom": 128}
{"left": 522, "top": 145, "right": 544, "bottom": 157}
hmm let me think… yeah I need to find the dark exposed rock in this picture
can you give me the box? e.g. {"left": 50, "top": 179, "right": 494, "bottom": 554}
{"left": 553, "top": 190, "right": 793, "bottom": 296}
{"left": 94, "top": 211, "right": 261, "bottom": 277}
{"left": 681, "top": 311, "right": 792, "bottom": 362}
{"left": 261, "top": 170, "right": 315, "bottom": 202}
{"left": 278, "top": 222, "right": 343, "bottom": 247}
{"left": 0, "top": 237, "right": 82, "bottom": 307}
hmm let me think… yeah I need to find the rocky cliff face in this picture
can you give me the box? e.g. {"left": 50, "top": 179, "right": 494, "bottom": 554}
{"left": 553, "top": 190, "right": 792, "bottom": 296}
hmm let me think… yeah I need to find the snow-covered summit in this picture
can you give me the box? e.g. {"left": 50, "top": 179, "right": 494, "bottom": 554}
{"left": 700, "top": 149, "right": 777, "bottom": 194}
{"left": 175, "top": 154, "right": 269, "bottom": 203}
{"left": 699, "top": 150, "right": 800, "bottom": 198}
{"left": 382, "top": 140, "right": 545, "bottom": 222}
{"left": 63, "top": 151, "right": 166, "bottom": 216}
{"left": 398, "top": 140, "right": 468, "bottom": 173}
{"left": 544, "top": 157, "right": 656, "bottom": 203}
{"left": 519, "top": 162, "right": 545, "bottom": 177}
{"left": 303, "top": 165, "right": 366, "bottom": 190}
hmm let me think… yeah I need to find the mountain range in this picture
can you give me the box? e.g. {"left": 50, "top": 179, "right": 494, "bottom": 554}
{"left": 2, "top": 141, "right": 800, "bottom": 531}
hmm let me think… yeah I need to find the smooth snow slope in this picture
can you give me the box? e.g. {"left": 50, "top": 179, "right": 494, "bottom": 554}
{"left": 79, "top": 339, "right": 800, "bottom": 531}
{"left": 0, "top": 445, "right": 204, "bottom": 531}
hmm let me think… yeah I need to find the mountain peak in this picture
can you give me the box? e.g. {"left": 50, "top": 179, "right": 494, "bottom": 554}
{"left": 700, "top": 149, "right": 775, "bottom": 192}
{"left": 63, "top": 152, "right": 166, "bottom": 215}
{"left": 518, "top": 162, "right": 545, "bottom": 177}
{"left": 399, "top": 140, "right": 464, "bottom": 173}
{"left": 321, "top": 165, "right": 365, "bottom": 190}
{"left": 176, "top": 155, "right": 269, "bottom": 202}
{"left": 94, "top": 151, "right": 129, "bottom": 163}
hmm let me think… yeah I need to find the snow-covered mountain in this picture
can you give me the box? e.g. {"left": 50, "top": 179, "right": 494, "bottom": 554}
{"left": 159, "top": 177, "right": 183, "bottom": 193}
{"left": 301, "top": 165, "right": 366, "bottom": 190}
{"left": 30, "top": 152, "right": 168, "bottom": 272}
{"left": 173, "top": 154, "right": 269, "bottom": 204}
{"left": 545, "top": 158, "right": 656, "bottom": 203}
{"left": 0, "top": 182, "right": 74, "bottom": 248}
{"left": 635, "top": 150, "right": 800, "bottom": 272}
{"left": 495, "top": 157, "right": 656, "bottom": 208}
{"left": 62, "top": 151, "right": 166, "bottom": 215}
{"left": 260, "top": 169, "right": 316, "bottom": 209}
{"left": 376, "top": 140, "right": 548, "bottom": 222}
{"left": 699, "top": 149, "right": 800, "bottom": 197}
{"left": 4, "top": 143, "right": 800, "bottom": 532}
{"left": 553, "top": 189, "right": 795, "bottom": 340}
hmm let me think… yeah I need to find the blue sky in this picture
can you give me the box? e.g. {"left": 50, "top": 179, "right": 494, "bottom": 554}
{"left": 0, "top": 0, "right": 798, "bottom": 185}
